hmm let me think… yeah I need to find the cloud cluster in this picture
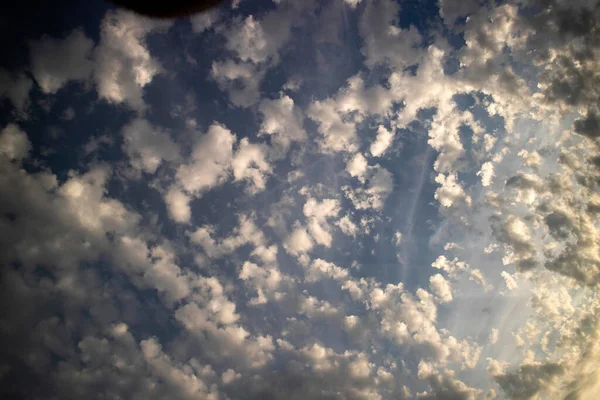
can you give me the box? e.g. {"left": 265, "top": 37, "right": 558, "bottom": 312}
{"left": 2, "top": 0, "right": 600, "bottom": 399}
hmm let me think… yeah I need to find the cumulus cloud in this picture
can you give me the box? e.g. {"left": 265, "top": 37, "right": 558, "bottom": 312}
{"left": 122, "top": 118, "right": 180, "bottom": 174}
{"left": 258, "top": 94, "right": 306, "bottom": 158}
{"left": 284, "top": 223, "right": 314, "bottom": 257}
{"left": 370, "top": 125, "right": 394, "bottom": 157}
{"left": 0, "top": 124, "right": 31, "bottom": 161}
{"left": 93, "top": 11, "right": 171, "bottom": 110}
{"left": 429, "top": 274, "right": 453, "bottom": 303}
{"left": 165, "top": 123, "right": 236, "bottom": 222}
{"left": 29, "top": 29, "right": 94, "bottom": 94}
{"left": 344, "top": 165, "right": 394, "bottom": 210}
{"left": 0, "top": 69, "right": 32, "bottom": 111}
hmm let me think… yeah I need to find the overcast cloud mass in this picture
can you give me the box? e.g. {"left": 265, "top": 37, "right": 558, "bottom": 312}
{"left": 1, "top": 0, "right": 600, "bottom": 399}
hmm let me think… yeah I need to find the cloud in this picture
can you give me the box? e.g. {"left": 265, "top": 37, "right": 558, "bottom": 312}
{"left": 346, "top": 153, "right": 368, "bottom": 182}
{"left": 4, "top": 1, "right": 600, "bottom": 399}
{"left": 29, "top": 29, "right": 94, "bottom": 94}
{"left": 0, "top": 69, "right": 32, "bottom": 111}
{"left": 258, "top": 94, "right": 306, "bottom": 159}
{"left": 211, "top": 60, "right": 263, "bottom": 107}
{"left": 308, "top": 97, "right": 358, "bottom": 153}
{"left": 93, "top": 10, "right": 171, "bottom": 110}
{"left": 359, "top": 0, "right": 423, "bottom": 70}
{"left": 434, "top": 173, "right": 472, "bottom": 208}
{"left": 232, "top": 138, "right": 272, "bottom": 193}
{"left": 189, "top": 214, "right": 266, "bottom": 260}
{"left": 336, "top": 214, "right": 358, "bottom": 238}
{"left": 304, "top": 259, "right": 348, "bottom": 282}
{"left": 429, "top": 274, "right": 453, "bottom": 303}
{"left": 284, "top": 223, "right": 314, "bottom": 257}
{"left": 493, "top": 362, "right": 563, "bottom": 400}
{"left": 166, "top": 123, "right": 236, "bottom": 222}
{"left": 190, "top": 9, "right": 221, "bottom": 33}
{"left": 370, "top": 125, "right": 394, "bottom": 157}
{"left": 122, "top": 118, "right": 180, "bottom": 174}
{"left": 165, "top": 187, "right": 192, "bottom": 224}
{"left": 477, "top": 161, "right": 495, "bottom": 187}
{"left": 141, "top": 337, "right": 220, "bottom": 400}
{"left": 303, "top": 197, "right": 340, "bottom": 247}
{"left": 344, "top": 165, "right": 394, "bottom": 210}
{"left": 0, "top": 124, "right": 31, "bottom": 161}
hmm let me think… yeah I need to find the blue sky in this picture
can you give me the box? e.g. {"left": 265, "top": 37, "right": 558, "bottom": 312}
{"left": 1, "top": 0, "right": 600, "bottom": 399}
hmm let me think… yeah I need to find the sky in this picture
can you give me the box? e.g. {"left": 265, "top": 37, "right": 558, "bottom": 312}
{"left": 0, "top": 0, "right": 599, "bottom": 399}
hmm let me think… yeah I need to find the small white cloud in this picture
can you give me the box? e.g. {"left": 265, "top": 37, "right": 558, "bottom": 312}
{"left": 0, "top": 69, "right": 32, "bottom": 111}
{"left": 346, "top": 153, "right": 368, "bottom": 182}
{"left": 344, "top": 0, "right": 362, "bottom": 8}
{"left": 221, "top": 368, "right": 240, "bottom": 384}
{"left": 434, "top": 173, "right": 472, "bottom": 208}
{"left": 501, "top": 271, "right": 518, "bottom": 291}
{"left": 165, "top": 188, "right": 191, "bottom": 224}
{"left": 232, "top": 138, "right": 272, "bottom": 193}
{"left": 190, "top": 9, "right": 221, "bottom": 32}
{"left": 370, "top": 125, "right": 394, "bottom": 157}
{"left": 122, "top": 119, "right": 180, "bottom": 174}
{"left": 336, "top": 215, "right": 358, "bottom": 237}
{"left": 430, "top": 274, "right": 453, "bottom": 303}
{"left": 489, "top": 328, "right": 499, "bottom": 345}
{"left": 344, "top": 165, "right": 394, "bottom": 210}
{"left": 477, "top": 161, "right": 495, "bottom": 187}
{"left": 284, "top": 223, "right": 314, "bottom": 256}
{"left": 29, "top": 29, "right": 94, "bottom": 94}
{"left": 93, "top": 11, "right": 171, "bottom": 110}
{"left": 211, "top": 60, "right": 263, "bottom": 107}
{"left": 174, "top": 123, "right": 236, "bottom": 200}
{"left": 259, "top": 94, "right": 306, "bottom": 158}
{"left": 0, "top": 124, "right": 31, "bottom": 161}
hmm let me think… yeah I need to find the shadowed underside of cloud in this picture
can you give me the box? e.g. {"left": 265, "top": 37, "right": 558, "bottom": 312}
{"left": 0, "top": 0, "right": 600, "bottom": 399}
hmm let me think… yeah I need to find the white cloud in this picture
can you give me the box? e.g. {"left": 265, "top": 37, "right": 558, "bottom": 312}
{"left": 93, "top": 10, "right": 171, "bottom": 110}
{"left": 0, "top": 69, "right": 32, "bottom": 111}
{"left": 489, "top": 328, "right": 499, "bottom": 345}
{"left": 122, "top": 118, "right": 180, "bottom": 174}
{"left": 0, "top": 124, "right": 31, "bottom": 161}
{"left": 434, "top": 173, "right": 472, "bottom": 208}
{"left": 190, "top": 215, "right": 265, "bottom": 260}
{"left": 284, "top": 223, "right": 314, "bottom": 256}
{"left": 221, "top": 368, "right": 240, "bottom": 384}
{"left": 308, "top": 98, "right": 358, "bottom": 153}
{"left": 501, "top": 271, "right": 518, "bottom": 291}
{"left": 190, "top": 9, "right": 221, "bottom": 32}
{"left": 429, "top": 274, "right": 453, "bottom": 303}
{"left": 232, "top": 138, "right": 272, "bottom": 193}
{"left": 370, "top": 125, "right": 394, "bottom": 157}
{"left": 226, "top": 16, "right": 275, "bottom": 64}
{"left": 346, "top": 153, "right": 368, "bottom": 182}
{"left": 477, "top": 161, "right": 495, "bottom": 187}
{"left": 258, "top": 94, "right": 306, "bottom": 158}
{"left": 344, "top": 0, "right": 362, "bottom": 8}
{"left": 141, "top": 337, "right": 220, "bottom": 400}
{"left": 239, "top": 260, "right": 283, "bottom": 305}
{"left": 211, "top": 60, "right": 263, "bottom": 107}
{"left": 303, "top": 197, "right": 340, "bottom": 247}
{"left": 304, "top": 259, "right": 348, "bottom": 282}
{"left": 359, "top": 0, "right": 423, "bottom": 70}
{"left": 344, "top": 165, "right": 394, "bottom": 210}
{"left": 336, "top": 215, "right": 358, "bottom": 237}
{"left": 165, "top": 188, "right": 192, "bottom": 224}
{"left": 29, "top": 29, "right": 94, "bottom": 94}
{"left": 167, "top": 123, "right": 236, "bottom": 222}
